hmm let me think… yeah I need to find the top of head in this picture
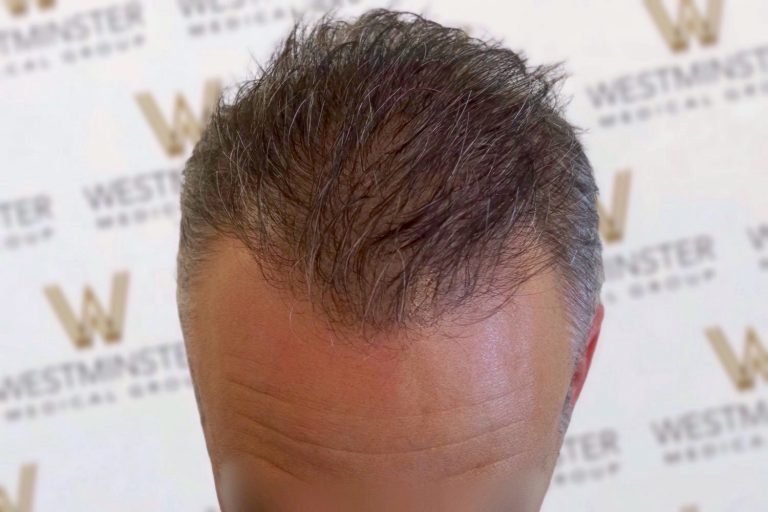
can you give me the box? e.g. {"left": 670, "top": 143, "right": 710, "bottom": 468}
{"left": 177, "top": 8, "right": 603, "bottom": 351}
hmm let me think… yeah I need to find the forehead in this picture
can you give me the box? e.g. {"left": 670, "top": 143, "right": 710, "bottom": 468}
{"left": 184, "top": 238, "right": 573, "bottom": 503}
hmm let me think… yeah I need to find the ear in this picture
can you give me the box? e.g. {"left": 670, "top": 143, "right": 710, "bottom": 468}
{"left": 567, "top": 303, "right": 605, "bottom": 407}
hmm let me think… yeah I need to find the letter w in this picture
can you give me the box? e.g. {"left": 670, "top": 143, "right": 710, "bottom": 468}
{"left": 706, "top": 326, "right": 768, "bottom": 391}
{"left": 43, "top": 271, "right": 130, "bottom": 350}
{"left": 135, "top": 79, "right": 222, "bottom": 157}
{"left": 0, "top": 465, "right": 36, "bottom": 512}
{"left": 4, "top": 0, "right": 54, "bottom": 16}
{"left": 598, "top": 169, "right": 631, "bottom": 244}
{"left": 644, "top": 0, "right": 724, "bottom": 52}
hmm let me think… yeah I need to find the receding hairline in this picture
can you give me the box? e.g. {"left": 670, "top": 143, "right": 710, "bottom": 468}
{"left": 176, "top": 8, "right": 604, "bottom": 363}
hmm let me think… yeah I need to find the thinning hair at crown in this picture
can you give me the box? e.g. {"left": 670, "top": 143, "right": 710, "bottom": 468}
{"left": 176, "top": 9, "right": 604, "bottom": 348}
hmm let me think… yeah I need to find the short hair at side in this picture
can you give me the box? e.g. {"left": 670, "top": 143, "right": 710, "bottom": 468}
{"left": 177, "top": 9, "right": 604, "bottom": 354}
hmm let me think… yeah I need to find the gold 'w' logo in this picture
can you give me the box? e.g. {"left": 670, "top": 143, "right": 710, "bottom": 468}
{"left": 598, "top": 169, "right": 631, "bottom": 244}
{"left": 44, "top": 271, "right": 130, "bottom": 350}
{"left": 3, "top": 0, "right": 54, "bottom": 16}
{"left": 0, "top": 465, "right": 36, "bottom": 512}
{"left": 135, "top": 79, "right": 222, "bottom": 157}
{"left": 644, "top": 0, "right": 724, "bottom": 52}
{"left": 706, "top": 326, "right": 768, "bottom": 391}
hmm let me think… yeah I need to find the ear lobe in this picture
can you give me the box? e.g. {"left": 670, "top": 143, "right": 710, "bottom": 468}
{"left": 567, "top": 303, "right": 605, "bottom": 407}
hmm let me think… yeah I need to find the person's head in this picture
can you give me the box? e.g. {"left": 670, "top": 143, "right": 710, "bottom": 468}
{"left": 176, "top": 9, "right": 604, "bottom": 512}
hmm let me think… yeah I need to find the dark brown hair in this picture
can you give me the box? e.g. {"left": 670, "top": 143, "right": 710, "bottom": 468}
{"left": 177, "top": 9, "right": 604, "bottom": 352}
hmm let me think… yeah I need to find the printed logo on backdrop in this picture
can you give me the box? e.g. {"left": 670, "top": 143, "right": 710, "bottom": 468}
{"left": 746, "top": 222, "right": 768, "bottom": 272}
{"left": 176, "top": 0, "right": 363, "bottom": 39}
{"left": 0, "top": 464, "right": 36, "bottom": 512}
{"left": 585, "top": 0, "right": 768, "bottom": 129}
{"left": 0, "top": 194, "right": 54, "bottom": 252}
{"left": 0, "top": 272, "right": 192, "bottom": 424}
{"left": 44, "top": 271, "right": 129, "bottom": 349}
{"left": 136, "top": 78, "right": 222, "bottom": 157}
{"left": 598, "top": 169, "right": 631, "bottom": 244}
{"left": 78, "top": 79, "right": 221, "bottom": 232}
{"left": 706, "top": 325, "right": 767, "bottom": 391}
{"left": 4, "top": 0, "right": 54, "bottom": 17}
{"left": 0, "top": 465, "right": 216, "bottom": 512}
{"left": 645, "top": 0, "right": 723, "bottom": 52}
{"left": 598, "top": 169, "right": 718, "bottom": 305}
{"left": 550, "top": 428, "right": 622, "bottom": 488}
{"left": 0, "top": 0, "right": 146, "bottom": 80}
{"left": 648, "top": 324, "right": 768, "bottom": 468}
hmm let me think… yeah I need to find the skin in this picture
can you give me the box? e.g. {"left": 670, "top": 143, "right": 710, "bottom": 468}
{"left": 180, "top": 238, "right": 604, "bottom": 512}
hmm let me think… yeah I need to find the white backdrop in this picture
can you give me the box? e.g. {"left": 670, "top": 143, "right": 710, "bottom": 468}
{"left": 1, "top": 1, "right": 767, "bottom": 511}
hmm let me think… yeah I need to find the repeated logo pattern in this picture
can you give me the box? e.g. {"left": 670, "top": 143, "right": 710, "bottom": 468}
{"left": 135, "top": 79, "right": 222, "bottom": 157}
{"left": 3, "top": 0, "right": 54, "bottom": 17}
{"left": 598, "top": 170, "right": 632, "bottom": 244}
{"left": 1, "top": 0, "right": 766, "bottom": 511}
{"left": 706, "top": 326, "right": 768, "bottom": 391}
{"left": 43, "top": 272, "right": 129, "bottom": 350}
{"left": 0, "top": 464, "right": 36, "bottom": 512}
{"left": 644, "top": 0, "right": 723, "bottom": 52}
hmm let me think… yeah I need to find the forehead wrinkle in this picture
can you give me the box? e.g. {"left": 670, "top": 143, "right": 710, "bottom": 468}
{"left": 229, "top": 401, "right": 529, "bottom": 457}
{"left": 191, "top": 242, "right": 572, "bottom": 500}
{"left": 213, "top": 299, "right": 550, "bottom": 426}
{"left": 227, "top": 407, "right": 535, "bottom": 483}
{"left": 221, "top": 366, "right": 540, "bottom": 455}
{"left": 221, "top": 354, "right": 534, "bottom": 420}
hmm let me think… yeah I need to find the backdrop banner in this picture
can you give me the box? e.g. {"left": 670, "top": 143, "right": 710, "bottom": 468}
{"left": 0, "top": 1, "right": 766, "bottom": 511}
